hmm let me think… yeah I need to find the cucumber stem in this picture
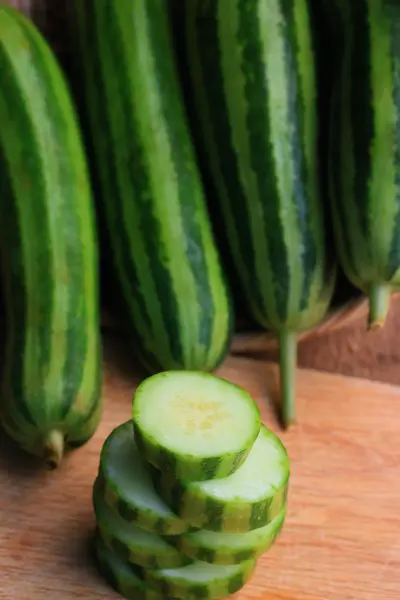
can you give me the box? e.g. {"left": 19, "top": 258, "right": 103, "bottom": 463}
{"left": 368, "top": 284, "right": 391, "bottom": 331}
{"left": 279, "top": 330, "right": 297, "bottom": 428}
{"left": 43, "top": 430, "right": 64, "bottom": 470}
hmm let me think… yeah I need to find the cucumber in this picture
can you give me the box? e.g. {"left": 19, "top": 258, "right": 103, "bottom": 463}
{"left": 166, "top": 505, "right": 286, "bottom": 565}
{"left": 153, "top": 425, "right": 289, "bottom": 533}
{"left": 140, "top": 557, "right": 256, "bottom": 600}
{"left": 132, "top": 371, "right": 261, "bottom": 482}
{"left": 93, "top": 477, "right": 192, "bottom": 570}
{"left": 98, "top": 421, "right": 190, "bottom": 536}
{"left": 0, "top": 6, "right": 102, "bottom": 467}
{"left": 184, "top": 0, "right": 336, "bottom": 426}
{"left": 68, "top": 0, "right": 234, "bottom": 374}
{"left": 324, "top": 0, "right": 400, "bottom": 329}
{"left": 94, "top": 532, "right": 166, "bottom": 600}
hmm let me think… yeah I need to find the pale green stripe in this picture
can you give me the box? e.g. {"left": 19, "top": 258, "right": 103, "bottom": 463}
{"left": 218, "top": 0, "right": 272, "bottom": 321}
{"left": 368, "top": 1, "right": 397, "bottom": 273}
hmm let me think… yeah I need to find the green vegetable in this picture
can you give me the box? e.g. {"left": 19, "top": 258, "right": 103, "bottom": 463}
{"left": 324, "top": 0, "right": 400, "bottom": 329}
{"left": 132, "top": 371, "right": 261, "bottom": 482}
{"left": 68, "top": 0, "right": 234, "bottom": 373}
{"left": 153, "top": 424, "right": 290, "bottom": 533}
{"left": 184, "top": 0, "right": 336, "bottom": 426}
{"left": 94, "top": 532, "right": 166, "bottom": 600}
{"left": 93, "top": 477, "right": 191, "bottom": 569}
{"left": 0, "top": 6, "right": 102, "bottom": 468}
{"left": 166, "top": 505, "right": 286, "bottom": 565}
{"left": 140, "top": 556, "right": 256, "bottom": 600}
{"left": 98, "top": 421, "right": 190, "bottom": 536}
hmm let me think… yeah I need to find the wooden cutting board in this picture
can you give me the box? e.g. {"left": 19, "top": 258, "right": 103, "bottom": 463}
{"left": 1, "top": 335, "right": 399, "bottom": 600}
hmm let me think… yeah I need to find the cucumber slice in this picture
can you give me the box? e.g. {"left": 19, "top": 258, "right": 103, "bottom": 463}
{"left": 141, "top": 557, "right": 256, "bottom": 600}
{"left": 166, "top": 505, "right": 287, "bottom": 565}
{"left": 154, "top": 425, "right": 290, "bottom": 533}
{"left": 93, "top": 478, "right": 192, "bottom": 569}
{"left": 98, "top": 421, "right": 190, "bottom": 536}
{"left": 132, "top": 371, "right": 261, "bottom": 482}
{"left": 94, "top": 530, "right": 167, "bottom": 600}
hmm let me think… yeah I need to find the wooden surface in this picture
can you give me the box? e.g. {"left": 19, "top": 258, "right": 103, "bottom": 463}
{"left": 1, "top": 335, "right": 400, "bottom": 600}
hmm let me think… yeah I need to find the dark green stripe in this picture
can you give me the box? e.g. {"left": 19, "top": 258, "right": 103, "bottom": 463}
{"left": 146, "top": 1, "right": 215, "bottom": 353}
{"left": 200, "top": 456, "right": 221, "bottom": 480}
{"left": 190, "top": 585, "right": 209, "bottom": 599}
{"left": 281, "top": 0, "right": 318, "bottom": 311}
{"left": 205, "top": 495, "right": 224, "bottom": 530}
{"left": 234, "top": 548, "right": 254, "bottom": 562}
{"left": 13, "top": 8, "right": 89, "bottom": 422}
{"left": 107, "top": 2, "right": 183, "bottom": 366}
{"left": 227, "top": 572, "right": 245, "bottom": 596}
{"left": 388, "top": 14, "right": 400, "bottom": 277}
{"left": 192, "top": 9, "right": 266, "bottom": 320}
{"left": 349, "top": 0, "right": 373, "bottom": 241}
{"left": 238, "top": 0, "right": 290, "bottom": 322}
{"left": 109, "top": 536, "right": 131, "bottom": 564}
{"left": 78, "top": 2, "right": 157, "bottom": 370}
{"left": 117, "top": 498, "right": 139, "bottom": 523}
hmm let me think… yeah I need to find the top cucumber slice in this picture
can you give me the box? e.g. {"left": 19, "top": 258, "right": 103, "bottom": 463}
{"left": 132, "top": 371, "right": 261, "bottom": 482}
{"left": 98, "top": 421, "right": 190, "bottom": 536}
{"left": 154, "top": 424, "right": 290, "bottom": 533}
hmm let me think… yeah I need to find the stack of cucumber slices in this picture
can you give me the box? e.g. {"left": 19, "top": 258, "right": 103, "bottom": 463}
{"left": 92, "top": 371, "right": 290, "bottom": 600}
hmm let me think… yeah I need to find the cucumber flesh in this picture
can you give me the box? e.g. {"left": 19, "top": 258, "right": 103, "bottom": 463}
{"left": 154, "top": 424, "right": 290, "bottom": 533}
{"left": 98, "top": 421, "right": 190, "bottom": 535}
{"left": 141, "top": 557, "right": 256, "bottom": 600}
{"left": 167, "top": 505, "right": 287, "bottom": 565}
{"left": 94, "top": 531, "right": 168, "bottom": 600}
{"left": 93, "top": 478, "right": 192, "bottom": 569}
{"left": 132, "top": 371, "right": 261, "bottom": 482}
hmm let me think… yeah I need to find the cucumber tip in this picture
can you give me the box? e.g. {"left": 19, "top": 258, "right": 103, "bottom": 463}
{"left": 42, "top": 430, "right": 64, "bottom": 469}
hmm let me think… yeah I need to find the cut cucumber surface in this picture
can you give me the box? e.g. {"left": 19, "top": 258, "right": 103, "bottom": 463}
{"left": 94, "top": 530, "right": 169, "bottom": 600}
{"left": 132, "top": 371, "right": 261, "bottom": 482}
{"left": 93, "top": 477, "right": 192, "bottom": 569}
{"left": 166, "top": 505, "right": 287, "bottom": 565}
{"left": 98, "top": 421, "right": 190, "bottom": 535}
{"left": 154, "top": 424, "right": 290, "bottom": 533}
{"left": 141, "top": 557, "right": 256, "bottom": 600}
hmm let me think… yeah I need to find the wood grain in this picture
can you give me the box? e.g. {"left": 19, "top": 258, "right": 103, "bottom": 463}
{"left": 1, "top": 335, "right": 399, "bottom": 600}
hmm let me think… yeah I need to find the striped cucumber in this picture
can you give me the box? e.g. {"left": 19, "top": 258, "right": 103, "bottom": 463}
{"left": 93, "top": 478, "right": 191, "bottom": 569}
{"left": 324, "top": 0, "right": 400, "bottom": 329}
{"left": 0, "top": 6, "right": 102, "bottom": 468}
{"left": 166, "top": 505, "right": 286, "bottom": 565}
{"left": 132, "top": 371, "right": 261, "bottom": 482}
{"left": 153, "top": 425, "right": 290, "bottom": 533}
{"left": 185, "top": 0, "right": 336, "bottom": 426}
{"left": 140, "top": 556, "right": 256, "bottom": 600}
{"left": 94, "top": 532, "right": 166, "bottom": 600}
{"left": 98, "top": 421, "right": 190, "bottom": 536}
{"left": 68, "top": 0, "right": 234, "bottom": 373}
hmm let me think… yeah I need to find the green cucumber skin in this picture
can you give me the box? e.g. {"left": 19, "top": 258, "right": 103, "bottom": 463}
{"left": 166, "top": 505, "right": 286, "bottom": 565}
{"left": 98, "top": 422, "right": 191, "bottom": 536}
{"left": 132, "top": 370, "right": 261, "bottom": 483}
{"left": 94, "top": 532, "right": 168, "bottom": 600}
{"left": 185, "top": 0, "right": 335, "bottom": 332}
{"left": 69, "top": 0, "right": 234, "bottom": 373}
{"left": 154, "top": 469, "right": 288, "bottom": 534}
{"left": 0, "top": 7, "right": 102, "bottom": 460}
{"left": 185, "top": 0, "right": 336, "bottom": 424}
{"left": 93, "top": 477, "right": 192, "bottom": 570}
{"left": 140, "top": 558, "right": 256, "bottom": 600}
{"left": 325, "top": 0, "right": 400, "bottom": 327}
{"left": 151, "top": 426, "right": 290, "bottom": 534}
